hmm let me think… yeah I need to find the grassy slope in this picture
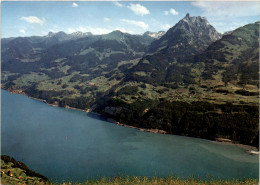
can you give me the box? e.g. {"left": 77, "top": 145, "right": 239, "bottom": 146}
{"left": 1, "top": 155, "right": 50, "bottom": 185}
{"left": 2, "top": 23, "right": 258, "bottom": 106}
{"left": 1, "top": 23, "right": 259, "bottom": 147}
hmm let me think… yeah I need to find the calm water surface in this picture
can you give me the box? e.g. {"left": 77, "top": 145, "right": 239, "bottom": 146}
{"left": 1, "top": 90, "right": 259, "bottom": 182}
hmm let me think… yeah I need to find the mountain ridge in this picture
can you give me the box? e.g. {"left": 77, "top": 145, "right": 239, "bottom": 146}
{"left": 124, "top": 13, "right": 223, "bottom": 84}
{"left": 1, "top": 15, "right": 259, "bottom": 147}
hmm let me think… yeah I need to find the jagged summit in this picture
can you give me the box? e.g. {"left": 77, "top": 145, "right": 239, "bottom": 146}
{"left": 185, "top": 13, "right": 190, "bottom": 18}
{"left": 46, "top": 31, "right": 66, "bottom": 37}
{"left": 70, "top": 31, "right": 92, "bottom": 37}
{"left": 174, "top": 13, "right": 221, "bottom": 41}
{"left": 176, "top": 13, "right": 213, "bottom": 29}
{"left": 45, "top": 31, "right": 93, "bottom": 42}
{"left": 148, "top": 13, "right": 221, "bottom": 56}
{"left": 182, "top": 13, "right": 207, "bottom": 21}
{"left": 46, "top": 31, "right": 55, "bottom": 37}
{"left": 45, "top": 31, "right": 70, "bottom": 41}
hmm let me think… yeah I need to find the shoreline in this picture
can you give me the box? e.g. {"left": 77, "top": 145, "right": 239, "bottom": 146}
{"left": 4, "top": 88, "right": 168, "bottom": 135}
{"left": 211, "top": 140, "right": 259, "bottom": 154}
{"left": 3, "top": 88, "right": 259, "bottom": 153}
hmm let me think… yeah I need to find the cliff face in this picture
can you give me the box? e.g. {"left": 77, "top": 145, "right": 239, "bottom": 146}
{"left": 148, "top": 13, "right": 221, "bottom": 56}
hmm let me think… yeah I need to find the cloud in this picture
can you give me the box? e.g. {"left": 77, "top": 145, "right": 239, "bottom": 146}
{"left": 19, "top": 29, "right": 25, "bottom": 34}
{"left": 20, "top": 16, "right": 45, "bottom": 25}
{"left": 169, "top": 8, "right": 179, "bottom": 15}
{"left": 191, "top": 1, "right": 259, "bottom": 32}
{"left": 78, "top": 26, "right": 90, "bottom": 33}
{"left": 191, "top": 1, "right": 259, "bottom": 17}
{"left": 67, "top": 28, "right": 76, "bottom": 33}
{"left": 115, "top": 28, "right": 134, "bottom": 34}
{"left": 150, "top": 18, "right": 160, "bottom": 26}
{"left": 164, "top": 8, "right": 178, "bottom": 16}
{"left": 67, "top": 26, "right": 134, "bottom": 35}
{"left": 161, "top": 24, "right": 171, "bottom": 30}
{"left": 120, "top": 19, "right": 149, "bottom": 29}
{"left": 113, "top": 1, "right": 123, "bottom": 7}
{"left": 72, "top": 2, "right": 78, "bottom": 7}
{"left": 49, "top": 29, "right": 56, "bottom": 33}
{"left": 210, "top": 20, "right": 250, "bottom": 33}
{"left": 127, "top": 3, "right": 150, "bottom": 16}
{"left": 104, "top": 17, "right": 111, "bottom": 22}
{"left": 67, "top": 26, "right": 112, "bottom": 35}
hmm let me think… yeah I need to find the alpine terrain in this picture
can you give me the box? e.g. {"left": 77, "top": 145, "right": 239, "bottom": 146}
{"left": 1, "top": 14, "right": 259, "bottom": 147}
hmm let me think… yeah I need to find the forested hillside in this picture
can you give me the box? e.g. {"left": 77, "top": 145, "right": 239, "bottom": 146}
{"left": 1, "top": 14, "right": 259, "bottom": 146}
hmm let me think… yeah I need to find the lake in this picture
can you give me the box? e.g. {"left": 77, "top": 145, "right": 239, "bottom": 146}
{"left": 1, "top": 90, "right": 259, "bottom": 182}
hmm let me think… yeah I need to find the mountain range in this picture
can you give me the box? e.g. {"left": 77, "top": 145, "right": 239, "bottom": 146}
{"left": 1, "top": 14, "right": 259, "bottom": 146}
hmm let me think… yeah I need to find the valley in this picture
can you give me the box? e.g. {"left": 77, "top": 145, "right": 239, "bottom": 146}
{"left": 1, "top": 14, "right": 259, "bottom": 147}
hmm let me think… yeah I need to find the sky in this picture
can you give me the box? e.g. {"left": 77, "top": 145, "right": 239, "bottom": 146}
{"left": 1, "top": 1, "right": 259, "bottom": 38}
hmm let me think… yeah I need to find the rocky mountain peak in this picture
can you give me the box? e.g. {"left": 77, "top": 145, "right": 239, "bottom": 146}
{"left": 143, "top": 31, "right": 165, "bottom": 39}
{"left": 44, "top": 31, "right": 71, "bottom": 42}
{"left": 175, "top": 13, "right": 221, "bottom": 41}
{"left": 184, "top": 13, "right": 190, "bottom": 19}
{"left": 47, "top": 31, "right": 67, "bottom": 37}
{"left": 71, "top": 31, "right": 83, "bottom": 36}
{"left": 46, "top": 31, "right": 69, "bottom": 40}
{"left": 46, "top": 31, "right": 55, "bottom": 37}
{"left": 70, "top": 31, "right": 92, "bottom": 38}
{"left": 147, "top": 13, "right": 221, "bottom": 61}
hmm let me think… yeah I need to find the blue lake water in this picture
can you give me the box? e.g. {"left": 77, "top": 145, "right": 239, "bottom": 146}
{"left": 1, "top": 90, "right": 259, "bottom": 182}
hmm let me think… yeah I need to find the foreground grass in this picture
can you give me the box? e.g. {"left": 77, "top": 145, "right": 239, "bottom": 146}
{"left": 56, "top": 176, "right": 259, "bottom": 185}
{"left": 1, "top": 155, "right": 258, "bottom": 185}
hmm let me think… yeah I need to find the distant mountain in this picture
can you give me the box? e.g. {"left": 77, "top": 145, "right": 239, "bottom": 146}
{"left": 195, "top": 22, "right": 259, "bottom": 86}
{"left": 1, "top": 29, "right": 157, "bottom": 82}
{"left": 45, "top": 31, "right": 70, "bottom": 40}
{"left": 46, "top": 31, "right": 93, "bottom": 40}
{"left": 148, "top": 13, "right": 221, "bottom": 58}
{"left": 1, "top": 31, "right": 93, "bottom": 63}
{"left": 1, "top": 30, "right": 158, "bottom": 64}
{"left": 2, "top": 16, "right": 257, "bottom": 91}
{"left": 1, "top": 16, "right": 259, "bottom": 146}
{"left": 70, "top": 31, "right": 92, "bottom": 38}
{"left": 95, "top": 22, "right": 259, "bottom": 147}
{"left": 126, "top": 13, "right": 222, "bottom": 84}
{"left": 221, "top": 31, "right": 233, "bottom": 36}
{"left": 143, "top": 31, "right": 165, "bottom": 39}
{"left": 1, "top": 37, "right": 37, "bottom": 62}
